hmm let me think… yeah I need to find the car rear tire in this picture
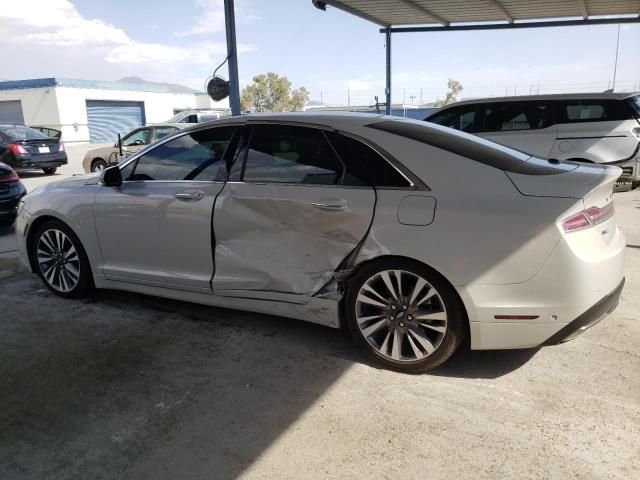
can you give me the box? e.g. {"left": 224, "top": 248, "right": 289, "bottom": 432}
{"left": 345, "top": 258, "right": 465, "bottom": 373}
{"left": 42, "top": 167, "right": 57, "bottom": 175}
{"left": 91, "top": 159, "right": 108, "bottom": 172}
{"left": 32, "top": 220, "right": 93, "bottom": 298}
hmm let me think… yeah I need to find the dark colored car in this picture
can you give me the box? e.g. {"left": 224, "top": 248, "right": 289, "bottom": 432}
{"left": 0, "top": 162, "right": 27, "bottom": 226}
{"left": 0, "top": 125, "right": 67, "bottom": 175}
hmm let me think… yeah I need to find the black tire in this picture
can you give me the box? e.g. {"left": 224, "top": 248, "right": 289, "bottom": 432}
{"left": 91, "top": 159, "right": 108, "bottom": 172}
{"left": 31, "top": 219, "right": 93, "bottom": 298}
{"left": 42, "top": 167, "right": 57, "bottom": 175}
{"left": 345, "top": 258, "right": 465, "bottom": 373}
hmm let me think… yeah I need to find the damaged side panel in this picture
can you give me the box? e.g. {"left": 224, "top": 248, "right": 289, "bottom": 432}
{"left": 212, "top": 182, "right": 375, "bottom": 298}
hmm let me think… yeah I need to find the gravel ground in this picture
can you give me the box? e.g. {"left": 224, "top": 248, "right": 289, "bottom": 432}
{"left": 0, "top": 163, "right": 638, "bottom": 479}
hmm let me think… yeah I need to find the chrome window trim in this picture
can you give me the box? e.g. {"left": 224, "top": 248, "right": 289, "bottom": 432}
{"left": 119, "top": 180, "right": 225, "bottom": 185}
{"left": 117, "top": 118, "right": 427, "bottom": 190}
{"left": 223, "top": 180, "right": 374, "bottom": 190}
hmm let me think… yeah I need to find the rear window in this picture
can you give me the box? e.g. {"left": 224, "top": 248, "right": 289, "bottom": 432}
{"left": 426, "top": 105, "right": 476, "bottom": 132}
{"left": 199, "top": 114, "right": 220, "bottom": 122}
{"left": 478, "top": 101, "right": 552, "bottom": 132}
{"left": 559, "top": 99, "right": 635, "bottom": 123}
{"left": 367, "top": 118, "right": 563, "bottom": 175}
{"left": 0, "top": 125, "right": 49, "bottom": 140}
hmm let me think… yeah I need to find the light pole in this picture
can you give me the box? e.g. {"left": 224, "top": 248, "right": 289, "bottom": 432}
{"left": 612, "top": 24, "right": 621, "bottom": 92}
{"left": 224, "top": 0, "right": 241, "bottom": 116}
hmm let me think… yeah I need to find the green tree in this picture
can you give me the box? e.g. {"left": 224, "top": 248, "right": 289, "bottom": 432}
{"left": 435, "top": 78, "right": 463, "bottom": 106}
{"left": 240, "top": 72, "right": 309, "bottom": 112}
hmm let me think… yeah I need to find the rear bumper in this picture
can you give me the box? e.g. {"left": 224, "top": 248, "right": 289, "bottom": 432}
{"left": 0, "top": 185, "right": 26, "bottom": 222}
{"left": 14, "top": 152, "right": 68, "bottom": 169}
{"left": 461, "top": 221, "right": 626, "bottom": 350}
{"left": 542, "top": 277, "right": 624, "bottom": 345}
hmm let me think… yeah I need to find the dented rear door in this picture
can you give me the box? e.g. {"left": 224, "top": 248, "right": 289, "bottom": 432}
{"left": 212, "top": 123, "right": 375, "bottom": 299}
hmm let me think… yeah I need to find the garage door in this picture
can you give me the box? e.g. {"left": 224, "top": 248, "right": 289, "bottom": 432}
{"left": 86, "top": 100, "right": 145, "bottom": 143}
{"left": 0, "top": 100, "right": 25, "bottom": 124}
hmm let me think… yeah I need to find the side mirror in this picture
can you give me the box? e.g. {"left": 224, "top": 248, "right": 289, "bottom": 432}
{"left": 101, "top": 165, "right": 122, "bottom": 187}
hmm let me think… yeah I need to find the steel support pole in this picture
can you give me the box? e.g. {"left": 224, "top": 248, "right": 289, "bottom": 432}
{"left": 385, "top": 27, "right": 391, "bottom": 115}
{"left": 224, "top": 0, "right": 241, "bottom": 116}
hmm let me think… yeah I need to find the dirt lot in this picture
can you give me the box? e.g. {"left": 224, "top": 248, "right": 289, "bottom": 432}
{"left": 0, "top": 161, "right": 639, "bottom": 479}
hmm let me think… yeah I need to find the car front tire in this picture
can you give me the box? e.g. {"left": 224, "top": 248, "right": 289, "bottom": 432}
{"left": 32, "top": 220, "right": 93, "bottom": 298}
{"left": 345, "top": 258, "right": 465, "bottom": 373}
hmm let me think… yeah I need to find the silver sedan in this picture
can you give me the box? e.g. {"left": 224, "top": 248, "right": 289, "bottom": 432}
{"left": 16, "top": 113, "right": 625, "bottom": 372}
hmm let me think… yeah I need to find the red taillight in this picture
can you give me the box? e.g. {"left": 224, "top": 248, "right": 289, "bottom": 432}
{"left": 562, "top": 212, "right": 592, "bottom": 232}
{"left": 0, "top": 168, "right": 19, "bottom": 183}
{"left": 58, "top": 142, "right": 65, "bottom": 152}
{"left": 8, "top": 143, "right": 28, "bottom": 155}
{"left": 586, "top": 203, "right": 614, "bottom": 224}
{"left": 562, "top": 203, "right": 615, "bottom": 233}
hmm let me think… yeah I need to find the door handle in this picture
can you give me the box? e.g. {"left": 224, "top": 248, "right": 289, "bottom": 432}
{"left": 174, "top": 190, "right": 206, "bottom": 201}
{"left": 310, "top": 199, "right": 349, "bottom": 211}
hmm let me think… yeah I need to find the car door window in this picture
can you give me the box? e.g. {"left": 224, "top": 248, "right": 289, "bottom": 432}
{"left": 479, "top": 102, "right": 551, "bottom": 132}
{"left": 125, "top": 126, "right": 236, "bottom": 181}
{"left": 151, "top": 126, "right": 178, "bottom": 142}
{"left": 122, "top": 128, "right": 150, "bottom": 146}
{"left": 242, "top": 125, "right": 344, "bottom": 185}
{"left": 427, "top": 105, "right": 477, "bottom": 132}
{"left": 559, "top": 100, "right": 634, "bottom": 123}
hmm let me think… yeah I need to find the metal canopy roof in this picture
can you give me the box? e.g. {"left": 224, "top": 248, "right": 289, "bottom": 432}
{"left": 312, "top": 0, "right": 640, "bottom": 115}
{"left": 321, "top": 0, "right": 640, "bottom": 28}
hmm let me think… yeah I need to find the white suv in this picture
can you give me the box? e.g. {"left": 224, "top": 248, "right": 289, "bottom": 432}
{"left": 425, "top": 93, "right": 640, "bottom": 188}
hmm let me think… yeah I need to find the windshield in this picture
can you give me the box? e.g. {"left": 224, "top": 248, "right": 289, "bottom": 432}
{"left": 167, "top": 112, "right": 187, "bottom": 123}
{"left": 1, "top": 125, "right": 51, "bottom": 140}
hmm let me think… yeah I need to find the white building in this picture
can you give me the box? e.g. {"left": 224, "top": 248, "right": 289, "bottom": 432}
{"left": 0, "top": 78, "right": 229, "bottom": 143}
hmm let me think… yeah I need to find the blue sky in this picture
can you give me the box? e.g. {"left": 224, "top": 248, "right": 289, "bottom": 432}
{"left": 1, "top": 0, "right": 639, "bottom": 105}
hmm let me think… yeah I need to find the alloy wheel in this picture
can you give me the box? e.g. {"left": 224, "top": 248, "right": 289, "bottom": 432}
{"left": 355, "top": 269, "right": 448, "bottom": 362}
{"left": 36, "top": 228, "right": 81, "bottom": 293}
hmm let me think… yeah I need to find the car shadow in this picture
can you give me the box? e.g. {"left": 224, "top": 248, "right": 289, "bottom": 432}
{"left": 0, "top": 269, "right": 538, "bottom": 479}
{"left": 431, "top": 342, "right": 540, "bottom": 379}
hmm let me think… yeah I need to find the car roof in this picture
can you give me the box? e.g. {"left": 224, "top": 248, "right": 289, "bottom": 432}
{"left": 147, "top": 123, "right": 188, "bottom": 129}
{"left": 435, "top": 91, "right": 639, "bottom": 110}
{"left": 186, "top": 112, "right": 388, "bottom": 132}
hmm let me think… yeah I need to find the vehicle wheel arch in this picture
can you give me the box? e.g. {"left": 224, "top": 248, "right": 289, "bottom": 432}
{"left": 91, "top": 157, "right": 108, "bottom": 170}
{"left": 339, "top": 254, "right": 469, "bottom": 334}
{"left": 26, "top": 215, "right": 82, "bottom": 272}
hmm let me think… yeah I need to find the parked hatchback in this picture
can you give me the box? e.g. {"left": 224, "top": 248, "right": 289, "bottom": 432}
{"left": 16, "top": 114, "right": 625, "bottom": 372}
{"left": 0, "top": 125, "right": 67, "bottom": 175}
{"left": 82, "top": 123, "right": 186, "bottom": 173}
{"left": 0, "top": 162, "right": 27, "bottom": 226}
{"left": 424, "top": 93, "right": 640, "bottom": 188}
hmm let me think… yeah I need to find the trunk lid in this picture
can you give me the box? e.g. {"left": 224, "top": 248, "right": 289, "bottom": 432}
{"left": 506, "top": 158, "right": 621, "bottom": 199}
{"left": 17, "top": 138, "right": 62, "bottom": 155}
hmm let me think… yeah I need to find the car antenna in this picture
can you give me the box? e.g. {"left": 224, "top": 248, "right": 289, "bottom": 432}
{"left": 117, "top": 133, "right": 125, "bottom": 162}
